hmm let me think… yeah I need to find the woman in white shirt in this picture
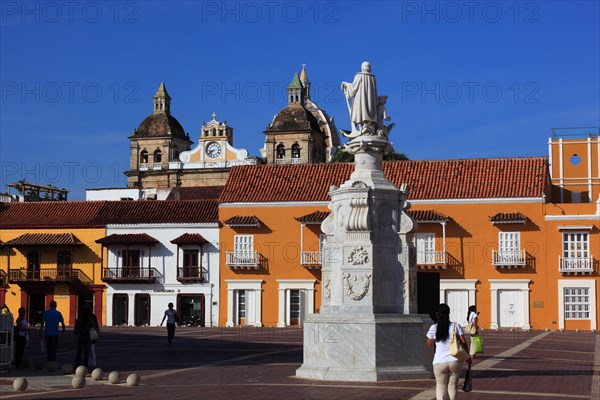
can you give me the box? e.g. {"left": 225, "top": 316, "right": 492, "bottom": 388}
{"left": 426, "top": 304, "right": 471, "bottom": 400}
{"left": 467, "top": 305, "right": 479, "bottom": 357}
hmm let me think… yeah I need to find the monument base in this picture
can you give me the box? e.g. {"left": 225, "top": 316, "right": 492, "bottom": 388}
{"left": 296, "top": 313, "right": 434, "bottom": 381}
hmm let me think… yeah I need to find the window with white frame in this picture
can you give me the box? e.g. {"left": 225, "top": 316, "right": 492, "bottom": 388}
{"left": 499, "top": 232, "right": 520, "bottom": 253}
{"left": 564, "top": 287, "right": 590, "bottom": 319}
{"left": 234, "top": 235, "right": 254, "bottom": 264}
{"left": 416, "top": 233, "right": 436, "bottom": 264}
{"left": 563, "top": 232, "right": 589, "bottom": 259}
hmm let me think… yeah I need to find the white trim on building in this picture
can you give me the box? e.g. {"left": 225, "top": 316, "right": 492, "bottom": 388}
{"left": 225, "top": 279, "right": 263, "bottom": 327}
{"left": 276, "top": 279, "right": 316, "bottom": 327}
{"left": 558, "top": 279, "right": 597, "bottom": 331}
{"left": 489, "top": 279, "right": 531, "bottom": 330}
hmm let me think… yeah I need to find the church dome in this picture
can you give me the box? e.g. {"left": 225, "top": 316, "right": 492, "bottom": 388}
{"left": 135, "top": 113, "right": 187, "bottom": 139}
{"left": 268, "top": 104, "right": 320, "bottom": 132}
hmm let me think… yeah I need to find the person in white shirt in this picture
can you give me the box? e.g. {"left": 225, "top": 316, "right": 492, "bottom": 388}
{"left": 467, "top": 305, "right": 480, "bottom": 357}
{"left": 426, "top": 304, "right": 472, "bottom": 400}
{"left": 160, "top": 302, "right": 178, "bottom": 346}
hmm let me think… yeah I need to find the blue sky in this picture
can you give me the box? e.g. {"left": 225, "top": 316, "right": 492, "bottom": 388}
{"left": 1, "top": 1, "right": 598, "bottom": 199}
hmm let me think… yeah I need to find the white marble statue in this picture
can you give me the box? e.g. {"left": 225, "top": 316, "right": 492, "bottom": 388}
{"left": 341, "top": 61, "right": 379, "bottom": 137}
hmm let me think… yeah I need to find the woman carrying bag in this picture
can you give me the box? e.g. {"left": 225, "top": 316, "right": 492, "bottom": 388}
{"left": 426, "top": 304, "right": 472, "bottom": 400}
{"left": 466, "top": 305, "right": 483, "bottom": 357}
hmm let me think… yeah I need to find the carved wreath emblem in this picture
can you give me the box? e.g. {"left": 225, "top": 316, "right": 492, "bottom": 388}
{"left": 347, "top": 246, "right": 369, "bottom": 265}
{"left": 343, "top": 272, "right": 371, "bottom": 301}
{"left": 323, "top": 278, "right": 331, "bottom": 301}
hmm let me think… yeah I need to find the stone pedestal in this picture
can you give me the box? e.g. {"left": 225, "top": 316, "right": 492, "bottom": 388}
{"left": 296, "top": 135, "right": 433, "bottom": 381}
{"left": 296, "top": 313, "right": 433, "bottom": 381}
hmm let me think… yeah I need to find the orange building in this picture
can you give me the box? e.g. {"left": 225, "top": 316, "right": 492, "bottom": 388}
{"left": 0, "top": 202, "right": 107, "bottom": 326}
{"left": 218, "top": 134, "right": 600, "bottom": 331}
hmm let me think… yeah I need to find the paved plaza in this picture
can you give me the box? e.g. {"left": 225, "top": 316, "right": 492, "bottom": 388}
{"left": 1, "top": 327, "right": 598, "bottom": 399}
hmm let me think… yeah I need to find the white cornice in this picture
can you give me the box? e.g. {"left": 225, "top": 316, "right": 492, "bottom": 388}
{"left": 107, "top": 223, "right": 218, "bottom": 229}
{"left": 545, "top": 215, "right": 599, "bottom": 221}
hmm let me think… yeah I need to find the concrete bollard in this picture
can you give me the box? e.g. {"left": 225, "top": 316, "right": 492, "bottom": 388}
{"left": 76, "top": 365, "right": 88, "bottom": 377}
{"left": 109, "top": 371, "right": 121, "bottom": 384}
{"left": 13, "top": 377, "right": 28, "bottom": 392}
{"left": 47, "top": 361, "right": 59, "bottom": 372}
{"left": 72, "top": 376, "right": 86, "bottom": 389}
{"left": 92, "top": 368, "right": 105, "bottom": 381}
{"left": 126, "top": 373, "right": 141, "bottom": 386}
{"left": 61, "top": 363, "right": 74, "bottom": 374}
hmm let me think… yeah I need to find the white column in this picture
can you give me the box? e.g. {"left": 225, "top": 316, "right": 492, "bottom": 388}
{"left": 255, "top": 288, "right": 263, "bottom": 327}
{"left": 307, "top": 289, "right": 315, "bottom": 314}
{"left": 128, "top": 293, "right": 135, "bottom": 326}
{"left": 442, "top": 221, "right": 447, "bottom": 263}
{"left": 490, "top": 287, "right": 498, "bottom": 329}
{"left": 277, "top": 288, "right": 286, "bottom": 327}
{"left": 226, "top": 289, "right": 234, "bottom": 327}
{"left": 522, "top": 287, "right": 531, "bottom": 330}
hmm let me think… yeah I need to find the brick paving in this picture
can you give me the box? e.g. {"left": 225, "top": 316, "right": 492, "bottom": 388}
{"left": 0, "top": 327, "right": 597, "bottom": 399}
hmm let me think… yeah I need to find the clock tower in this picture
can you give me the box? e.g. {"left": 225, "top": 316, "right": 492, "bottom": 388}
{"left": 197, "top": 112, "right": 233, "bottom": 162}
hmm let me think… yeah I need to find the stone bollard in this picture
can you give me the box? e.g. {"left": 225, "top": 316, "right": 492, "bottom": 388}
{"left": 127, "top": 373, "right": 141, "bottom": 386}
{"left": 13, "top": 377, "right": 28, "bottom": 392}
{"left": 47, "top": 361, "right": 59, "bottom": 372}
{"left": 92, "top": 368, "right": 105, "bottom": 381}
{"left": 61, "top": 363, "right": 74, "bottom": 374}
{"left": 76, "top": 365, "right": 88, "bottom": 377}
{"left": 72, "top": 376, "right": 86, "bottom": 389}
{"left": 109, "top": 371, "right": 121, "bottom": 384}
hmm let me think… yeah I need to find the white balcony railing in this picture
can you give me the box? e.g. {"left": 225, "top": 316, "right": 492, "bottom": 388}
{"left": 226, "top": 251, "right": 261, "bottom": 269}
{"left": 492, "top": 249, "right": 526, "bottom": 267}
{"left": 139, "top": 163, "right": 149, "bottom": 171}
{"left": 153, "top": 164, "right": 163, "bottom": 170}
{"left": 559, "top": 256, "right": 593, "bottom": 274}
{"left": 291, "top": 158, "right": 301, "bottom": 164}
{"left": 417, "top": 250, "right": 446, "bottom": 266}
{"left": 275, "top": 158, "right": 286, "bottom": 164}
{"left": 301, "top": 251, "right": 322, "bottom": 267}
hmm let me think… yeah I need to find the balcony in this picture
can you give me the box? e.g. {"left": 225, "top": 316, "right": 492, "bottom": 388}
{"left": 275, "top": 158, "right": 286, "bottom": 165}
{"left": 8, "top": 268, "right": 92, "bottom": 284}
{"left": 559, "top": 256, "right": 594, "bottom": 275}
{"left": 152, "top": 163, "right": 163, "bottom": 170}
{"left": 417, "top": 250, "right": 447, "bottom": 269}
{"left": 226, "top": 252, "right": 261, "bottom": 269}
{"left": 101, "top": 267, "right": 159, "bottom": 283}
{"left": 177, "top": 267, "right": 208, "bottom": 283}
{"left": 139, "top": 163, "right": 149, "bottom": 171}
{"left": 291, "top": 158, "right": 301, "bottom": 164}
{"left": 301, "top": 251, "right": 322, "bottom": 269}
{"left": 492, "top": 249, "right": 526, "bottom": 268}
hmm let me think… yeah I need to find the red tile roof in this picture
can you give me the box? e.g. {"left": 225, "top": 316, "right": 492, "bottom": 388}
{"left": 170, "top": 233, "right": 209, "bottom": 245}
{"left": 166, "top": 186, "right": 224, "bottom": 200}
{"left": 295, "top": 211, "right": 331, "bottom": 223}
{"left": 5, "top": 233, "right": 83, "bottom": 247}
{"left": 219, "top": 158, "right": 549, "bottom": 203}
{"left": 96, "top": 233, "right": 159, "bottom": 246}
{"left": 0, "top": 201, "right": 105, "bottom": 228}
{"left": 408, "top": 210, "right": 450, "bottom": 222}
{"left": 490, "top": 212, "right": 528, "bottom": 224}
{"left": 223, "top": 216, "right": 262, "bottom": 227}
{"left": 94, "top": 200, "right": 218, "bottom": 225}
{"left": 0, "top": 200, "right": 218, "bottom": 228}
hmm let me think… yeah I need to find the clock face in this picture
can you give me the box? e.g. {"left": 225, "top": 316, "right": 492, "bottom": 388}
{"left": 206, "top": 142, "right": 221, "bottom": 158}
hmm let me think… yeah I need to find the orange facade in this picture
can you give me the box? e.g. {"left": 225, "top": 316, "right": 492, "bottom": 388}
{"left": 218, "top": 139, "right": 600, "bottom": 331}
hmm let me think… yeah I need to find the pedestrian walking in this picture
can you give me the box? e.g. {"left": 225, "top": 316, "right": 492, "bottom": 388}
{"left": 14, "top": 307, "right": 28, "bottom": 368}
{"left": 160, "top": 302, "right": 178, "bottom": 346}
{"left": 426, "top": 303, "right": 472, "bottom": 400}
{"left": 466, "top": 305, "right": 480, "bottom": 358}
{"left": 73, "top": 304, "right": 99, "bottom": 369}
{"left": 39, "top": 301, "right": 65, "bottom": 362}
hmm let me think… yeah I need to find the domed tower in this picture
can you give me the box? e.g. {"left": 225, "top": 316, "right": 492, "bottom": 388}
{"left": 262, "top": 66, "right": 341, "bottom": 164}
{"left": 126, "top": 83, "right": 192, "bottom": 188}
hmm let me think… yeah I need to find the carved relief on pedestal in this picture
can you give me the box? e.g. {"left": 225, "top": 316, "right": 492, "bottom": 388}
{"left": 347, "top": 197, "right": 369, "bottom": 231}
{"left": 323, "top": 277, "right": 331, "bottom": 302}
{"left": 343, "top": 272, "right": 372, "bottom": 301}
{"left": 347, "top": 246, "right": 369, "bottom": 265}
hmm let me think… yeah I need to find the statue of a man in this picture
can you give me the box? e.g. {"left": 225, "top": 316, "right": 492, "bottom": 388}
{"left": 341, "top": 61, "right": 379, "bottom": 137}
